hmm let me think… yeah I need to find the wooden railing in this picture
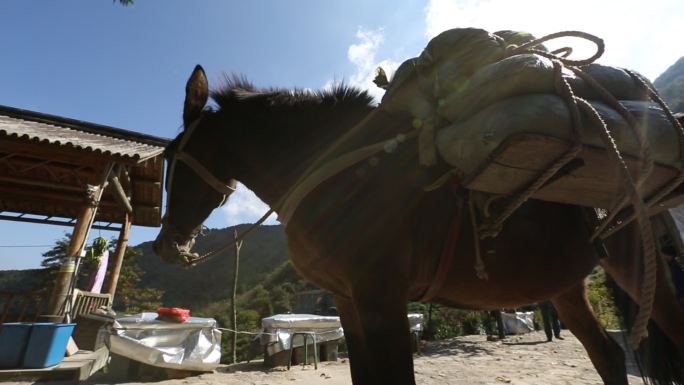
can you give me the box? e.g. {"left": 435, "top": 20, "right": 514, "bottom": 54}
{"left": 70, "top": 289, "right": 112, "bottom": 319}
{"left": 1, "top": 289, "right": 112, "bottom": 323}
{"left": 0, "top": 289, "right": 48, "bottom": 323}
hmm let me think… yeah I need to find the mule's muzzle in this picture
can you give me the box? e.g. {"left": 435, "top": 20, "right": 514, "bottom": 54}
{"left": 153, "top": 226, "right": 200, "bottom": 266}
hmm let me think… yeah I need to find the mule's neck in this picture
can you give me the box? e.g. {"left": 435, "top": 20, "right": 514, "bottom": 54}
{"left": 219, "top": 89, "right": 375, "bottom": 211}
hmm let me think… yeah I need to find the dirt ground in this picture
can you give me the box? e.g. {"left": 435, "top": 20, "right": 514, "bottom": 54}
{"left": 8, "top": 331, "right": 645, "bottom": 385}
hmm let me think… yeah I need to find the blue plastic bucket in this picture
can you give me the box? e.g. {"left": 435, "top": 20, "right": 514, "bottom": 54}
{"left": 0, "top": 323, "right": 33, "bottom": 368}
{"left": 22, "top": 322, "right": 76, "bottom": 368}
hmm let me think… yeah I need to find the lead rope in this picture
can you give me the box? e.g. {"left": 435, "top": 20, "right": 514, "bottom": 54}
{"left": 185, "top": 207, "right": 275, "bottom": 265}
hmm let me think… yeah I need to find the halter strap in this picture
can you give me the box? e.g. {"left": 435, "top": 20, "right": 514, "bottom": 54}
{"left": 164, "top": 119, "right": 236, "bottom": 222}
{"left": 175, "top": 150, "right": 237, "bottom": 195}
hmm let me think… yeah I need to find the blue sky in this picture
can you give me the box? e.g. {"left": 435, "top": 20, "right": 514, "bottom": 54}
{"left": 1, "top": 0, "right": 682, "bottom": 270}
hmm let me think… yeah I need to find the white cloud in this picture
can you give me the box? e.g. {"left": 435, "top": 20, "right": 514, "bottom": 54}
{"left": 218, "top": 183, "right": 278, "bottom": 226}
{"left": 423, "top": 0, "right": 684, "bottom": 81}
{"left": 339, "top": 27, "right": 401, "bottom": 103}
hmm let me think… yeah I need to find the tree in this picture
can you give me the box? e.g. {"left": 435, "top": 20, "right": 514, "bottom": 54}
{"left": 40, "top": 233, "right": 71, "bottom": 281}
{"left": 40, "top": 235, "right": 164, "bottom": 314}
{"left": 39, "top": 233, "right": 97, "bottom": 287}
{"left": 108, "top": 246, "right": 164, "bottom": 314}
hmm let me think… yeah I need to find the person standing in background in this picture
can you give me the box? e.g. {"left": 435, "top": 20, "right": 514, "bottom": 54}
{"left": 539, "top": 301, "right": 563, "bottom": 342}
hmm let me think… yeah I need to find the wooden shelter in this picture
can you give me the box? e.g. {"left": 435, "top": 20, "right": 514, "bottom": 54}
{"left": 0, "top": 104, "right": 169, "bottom": 317}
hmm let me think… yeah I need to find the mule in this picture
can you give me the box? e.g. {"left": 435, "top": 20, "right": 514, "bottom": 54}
{"left": 153, "top": 65, "right": 684, "bottom": 385}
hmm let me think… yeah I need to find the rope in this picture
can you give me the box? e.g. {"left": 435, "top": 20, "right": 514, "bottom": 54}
{"left": 597, "top": 70, "right": 684, "bottom": 239}
{"left": 469, "top": 30, "right": 666, "bottom": 348}
{"left": 217, "top": 327, "right": 274, "bottom": 336}
{"left": 185, "top": 113, "right": 420, "bottom": 265}
{"left": 184, "top": 208, "right": 275, "bottom": 266}
{"left": 479, "top": 59, "right": 584, "bottom": 238}
{"left": 216, "top": 327, "right": 343, "bottom": 337}
{"left": 278, "top": 129, "right": 419, "bottom": 224}
{"left": 469, "top": 191, "right": 488, "bottom": 280}
{"left": 574, "top": 98, "right": 657, "bottom": 349}
{"left": 183, "top": 30, "right": 604, "bottom": 264}
{"left": 509, "top": 30, "right": 605, "bottom": 66}
{"left": 569, "top": 68, "right": 654, "bottom": 241}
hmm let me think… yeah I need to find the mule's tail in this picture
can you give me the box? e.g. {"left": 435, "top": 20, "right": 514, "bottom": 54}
{"left": 609, "top": 279, "right": 684, "bottom": 385}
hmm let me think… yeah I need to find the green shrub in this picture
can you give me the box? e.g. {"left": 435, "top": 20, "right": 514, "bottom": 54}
{"left": 586, "top": 266, "right": 620, "bottom": 329}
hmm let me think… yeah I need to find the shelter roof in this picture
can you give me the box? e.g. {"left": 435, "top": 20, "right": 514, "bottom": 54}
{"left": 0, "top": 105, "right": 170, "bottom": 229}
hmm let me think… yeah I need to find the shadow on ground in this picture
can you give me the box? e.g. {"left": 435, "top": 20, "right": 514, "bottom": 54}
{"left": 422, "top": 336, "right": 495, "bottom": 358}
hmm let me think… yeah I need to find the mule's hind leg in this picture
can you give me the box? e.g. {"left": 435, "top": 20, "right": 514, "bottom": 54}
{"left": 552, "top": 282, "right": 628, "bottom": 385}
{"left": 602, "top": 226, "right": 684, "bottom": 358}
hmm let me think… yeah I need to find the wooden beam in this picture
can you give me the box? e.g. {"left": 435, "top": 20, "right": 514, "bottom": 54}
{"left": 0, "top": 214, "right": 122, "bottom": 231}
{"left": 108, "top": 174, "right": 133, "bottom": 213}
{"left": 0, "top": 175, "right": 84, "bottom": 192}
{"left": 104, "top": 214, "right": 132, "bottom": 298}
{"left": 0, "top": 138, "right": 139, "bottom": 166}
{"left": 132, "top": 179, "right": 162, "bottom": 187}
{"left": 0, "top": 154, "right": 99, "bottom": 181}
{"left": 0, "top": 185, "right": 160, "bottom": 212}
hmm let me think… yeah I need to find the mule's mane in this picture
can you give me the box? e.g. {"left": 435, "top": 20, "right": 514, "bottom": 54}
{"left": 210, "top": 73, "right": 375, "bottom": 112}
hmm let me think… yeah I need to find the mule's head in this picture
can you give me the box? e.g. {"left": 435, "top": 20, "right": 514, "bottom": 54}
{"left": 153, "top": 65, "right": 237, "bottom": 265}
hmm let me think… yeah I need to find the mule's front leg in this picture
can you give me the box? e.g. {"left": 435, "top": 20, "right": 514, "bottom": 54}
{"left": 353, "top": 288, "right": 414, "bottom": 385}
{"left": 336, "top": 277, "right": 415, "bottom": 385}
{"left": 335, "top": 295, "right": 373, "bottom": 382}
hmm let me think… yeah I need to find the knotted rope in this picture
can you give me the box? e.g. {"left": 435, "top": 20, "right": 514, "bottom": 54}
{"left": 467, "top": 30, "right": 681, "bottom": 349}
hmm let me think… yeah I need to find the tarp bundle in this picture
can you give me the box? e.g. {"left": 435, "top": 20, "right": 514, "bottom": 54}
{"left": 379, "top": 28, "right": 684, "bottom": 349}
{"left": 379, "top": 28, "right": 682, "bottom": 208}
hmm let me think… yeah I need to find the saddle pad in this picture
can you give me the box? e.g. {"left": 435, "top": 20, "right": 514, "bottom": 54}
{"left": 463, "top": 134, "right": 679, "bottom": 209}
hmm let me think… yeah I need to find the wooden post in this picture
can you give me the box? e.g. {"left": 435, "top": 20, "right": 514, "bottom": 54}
{"left": 46, "top": 164, "right": 113, "bottom": 320}
{"left": 104, "top": 213, "right": 132, "bottom": 300}
{"left": 231, "top": 229, "right": 243, "bottom": 364}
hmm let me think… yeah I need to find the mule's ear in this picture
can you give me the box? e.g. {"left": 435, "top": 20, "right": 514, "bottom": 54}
{"left": 183, "top": 65, "right": 209, "bottom": 127}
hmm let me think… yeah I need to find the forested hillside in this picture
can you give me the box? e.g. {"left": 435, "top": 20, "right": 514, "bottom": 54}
{"left": 0, "top": 269, "right": 43, "bottom": 292}
{"left": 135, "top": 224, "right": 291, "bottom": 307}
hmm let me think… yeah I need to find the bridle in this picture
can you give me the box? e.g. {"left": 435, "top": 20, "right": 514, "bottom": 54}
{"left": 162, "top": 110, "right": 418, "bottom": 265}
{"left": 163, "top": 118, "right": 237, "bottom": 245}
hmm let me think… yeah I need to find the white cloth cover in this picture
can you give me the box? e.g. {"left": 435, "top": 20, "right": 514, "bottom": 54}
{"left": 501, "top": 311, "right": 535, "bottom": 334}
{"left": 108, "top": 312, "right": 221, "bottom": 371}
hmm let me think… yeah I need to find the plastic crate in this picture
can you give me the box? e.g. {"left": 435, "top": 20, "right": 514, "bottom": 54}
{"left": 0, "top": 323, "right": 32, "bottom": 368}
{"left": 22, "top": 323, "right": 76, "bottom": 368}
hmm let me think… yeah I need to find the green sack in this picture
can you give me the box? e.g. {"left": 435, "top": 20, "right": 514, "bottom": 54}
{"left": 437, "top": 54, "right": 652, "bottom": 122}
{"left": 415, "top": 28, "right": 506, "bottom": 99}
{"left": 381, "top": 28, "right": 506, "bottom": 115}
{"left": 436, "top": 94, "right": 678, "bottom": 175}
